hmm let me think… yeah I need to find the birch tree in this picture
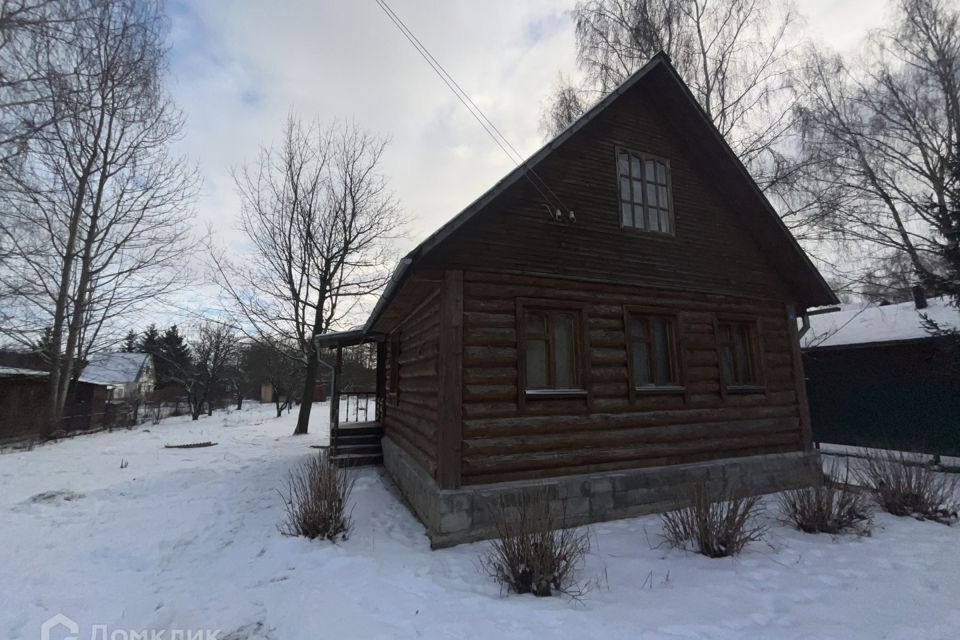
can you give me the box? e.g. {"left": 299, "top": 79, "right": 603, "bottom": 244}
{"left": 795, "top": 0, "right": 959, "bottom": 294}
{"left": 0, "top": 0, "right": 196, "bottom": 434}
{"left": 214, "top": 116, "right": 403, "bottom": 435}
{"left": 544, "top": 0, "right": 816, "bottom": 233}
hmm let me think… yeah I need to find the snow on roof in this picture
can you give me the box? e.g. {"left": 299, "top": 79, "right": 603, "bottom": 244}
{"left": 803, "top": 297, "right": 960, "bottom": 349}
{"left": 0, "top": 366, "right": 48, "bottom": 378}
{"left": 80, "top": 352, "right": 149, "bottom": 385}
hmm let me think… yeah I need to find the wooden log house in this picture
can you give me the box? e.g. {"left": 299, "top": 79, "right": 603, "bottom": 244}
{"left": 317, "top": 52, "right": 838, "bottom": 547}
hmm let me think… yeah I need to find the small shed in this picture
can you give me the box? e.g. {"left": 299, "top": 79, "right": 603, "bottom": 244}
{"left": 0, "top": 367, "right": 111, "bottom": 440}
{"left": 803, "top": 293, "right": 960, "bottom": 455}
{"left": 0, "top": 367, "right": 50, "bottom": 441}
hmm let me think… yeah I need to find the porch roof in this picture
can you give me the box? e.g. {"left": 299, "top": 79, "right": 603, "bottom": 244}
{"left": 313, "top": 329, "right": 383, "bottom": 349}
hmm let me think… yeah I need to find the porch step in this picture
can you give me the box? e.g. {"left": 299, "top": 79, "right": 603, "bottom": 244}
{"left": 335, "top": 434, "right": 382, "bottom": 447}
{"left": 334, "top": 443, "right": 382, "bottom": 456}
{"left": 335, "top": 425, "right": 383, "bottom": 438}
{"left": 331, "top": 421, "right": 383, "bottom": 466}
{"left": 331, "top": 453, "right": 383, "bottom": 467}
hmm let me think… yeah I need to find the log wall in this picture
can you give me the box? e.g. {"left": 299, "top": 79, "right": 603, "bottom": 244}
{"left": 382, "top": 287, "right": 441, "bottom": 480}
{"left": 459, "top": 271, "right": 806, "bottom": 485}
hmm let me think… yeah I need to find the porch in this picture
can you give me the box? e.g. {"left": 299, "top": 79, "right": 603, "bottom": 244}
{"left": 314, "top": 330, "right": 385, "bottom": 467}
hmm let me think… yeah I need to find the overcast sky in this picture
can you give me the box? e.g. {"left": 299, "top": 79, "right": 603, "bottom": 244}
{"left": 162, "top": 0, "right": 890, "bottom": 322}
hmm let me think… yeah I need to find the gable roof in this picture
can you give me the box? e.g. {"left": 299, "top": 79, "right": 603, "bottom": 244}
{"left": 363, "top": 52, "right": 836, "bottom": 334}
{"left": 81, "top": 352, "right": 151, "bottom": 386}
{"left": 803, "top": 297, "right": 959, "bottom": 350}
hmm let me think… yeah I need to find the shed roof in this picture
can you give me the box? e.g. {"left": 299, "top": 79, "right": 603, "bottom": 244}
{"left": 0, "top": 366, "right": 48, "bottom": 379}
{"left": 81, "top": 352, "right": 150, "bottom": 385}
{"left": 803, "top": 297, "right": 959, "bottom": 350}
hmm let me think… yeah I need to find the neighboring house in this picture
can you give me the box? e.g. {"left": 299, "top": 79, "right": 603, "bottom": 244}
{"left": 80, "top": 352, "right": 156, "bottom": 402}
{"left": 803, "top": 291, "right": 960, "bottom": 456}
{"left": 0, "top": 366, "right": 110, "bottom": 440}
{"left": 316, "top": 53, "right": 837, "bottom": 547}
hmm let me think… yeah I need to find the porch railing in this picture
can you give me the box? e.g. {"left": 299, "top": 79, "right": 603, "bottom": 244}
{"left": 339, "top": 390, "right": 377, "bottom": 424}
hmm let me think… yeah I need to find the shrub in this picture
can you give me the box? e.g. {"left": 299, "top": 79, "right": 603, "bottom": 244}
{"left": 279, "top": 452, "right": 355, "bottom": 541}
{"left": 481, "top": 492, "right": 590, "bottom": 597}
{"left": 779, "top": 461, "right": 871, "bottom": 535}
{"left": 660, "top": 482, "right": 766, "bottom": 558}
{"left": 856, "top": 449, "right": 959, "bottom": 525}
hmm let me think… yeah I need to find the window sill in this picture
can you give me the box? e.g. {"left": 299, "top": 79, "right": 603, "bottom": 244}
{"left": 525, "top": 389, "right": 588, "bottom": 399}
{"left": 725, "top": 384, "right": 765, "bottom": 395}
{"left": 633, "top": 385, "right": 685, "bottom": 395}
{"left": 620, "top": 226, "right": 676, "bottom": 239}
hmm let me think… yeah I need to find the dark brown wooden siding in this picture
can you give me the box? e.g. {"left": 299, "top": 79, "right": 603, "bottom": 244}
{"left": 419, "top": 83, "right": 794, "bottom": 303}
{"left": 460, "top": 271, "right": 805, "bottom": 485}
{"left": 382, "top": 286, "right": 441, "bottom": 479}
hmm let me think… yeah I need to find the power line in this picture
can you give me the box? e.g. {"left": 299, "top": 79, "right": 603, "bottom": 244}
{"left": 373, "top": 0, "right": 572, "bottom": 216}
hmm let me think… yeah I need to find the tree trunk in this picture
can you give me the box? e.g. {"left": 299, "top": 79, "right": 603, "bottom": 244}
{"left": 274, "top": 391, "right": 282, "bottom": 418}
{"left": 294, "top": 347, "right": 319, "bottom": 435}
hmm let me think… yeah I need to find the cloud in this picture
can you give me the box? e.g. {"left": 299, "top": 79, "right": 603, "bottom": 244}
{"left": 161, "top": 0, "right": 884, "bottom": 326}
{"left": 167, "top": 0, "right": 579, "bottom": 257}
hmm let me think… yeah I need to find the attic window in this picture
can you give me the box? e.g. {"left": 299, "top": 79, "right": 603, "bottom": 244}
{"left": 617, "top": 150, "right": 673, "bottom": 234}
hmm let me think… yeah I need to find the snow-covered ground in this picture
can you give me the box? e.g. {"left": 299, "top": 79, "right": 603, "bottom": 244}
{"left": 2, "top": 404, "right": 959, "bottom": 640}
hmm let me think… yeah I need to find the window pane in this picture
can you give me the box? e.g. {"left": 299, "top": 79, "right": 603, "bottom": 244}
{"left": 656, "top": 161, "right": 666, "bottom": 183}
{"left": 621, "top": 201, "right": 633, "bottom": 227}
{"left": 620, "top": 176, "right": 630, "bottom": 198}
{"left": 525, "top": 339, "right": 548, "bottom": 388}
{"left": 645, "top": 159, "right": 655, "bottom": 181}
{"left": 618, "top": 152, "right": 629, "bottom": 175}
{"left": 720, "top": 343, "right": 734, "bottom": 386}
{"left": 652, "top": 318, "right": 672, "bottom": 385}
{"left": 554, "top": 313, "right": 576, "bottom": 388}
{"left": 658, "top": 185, "right": 668, "bottom": 207}
{"left": 526, "top": 311, "right": 546, "bottom": 335}
{"left": 659, "top": 209, "right": 671, "bottom": 234}
{"left": 631, "top": 179, "right": 644, "bottom": 203}
{"left": 631, "top": 316, "right": 647, "bottom": 340}
{"left": 630, "top": 155, "right": 642, "bottom": 177}
{"left": 632, "top": 341, "right": 650, "bottom": 385}
{"left": 734, "top": 326, "right": 753, "bottom": 384}
{"left": 646, "top": 206, "right": 660, "bottom": 232}
{"left": 634, "top": 205, "right": 645, "bottom": 229}
{"left": 646, "top": 182, "right": 658, "bottom": 208}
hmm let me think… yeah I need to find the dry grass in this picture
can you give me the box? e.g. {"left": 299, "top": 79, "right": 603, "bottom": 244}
{"left": 779, "top": 462, "right": 872, "bottom": 535}
{"left": 660, "top": 482, "right": 766, "bottom": 558}
{"left": 855, "top": 449, "right": 959, "bottom": 525}
{"left": 278, "top": 452, "right": 355, "bottom": 541}
{"left": 480, "top": 492, "right": 591, "bottom": 597}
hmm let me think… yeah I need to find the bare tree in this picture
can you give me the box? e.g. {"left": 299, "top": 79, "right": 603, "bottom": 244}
{"left": 539, "top": 73, "right": 589, "bottom": 137}
{"left": 246, "top": 338, "right": 304, "bottom": 418}
{"left": 544, "top": 0, "right": 814, "bottom": 231}
{"left": 189, "top": 323, "right": 238, "bottom": 419}
{"left": 0, "top": 1, "right": 82, "bottom": 307}
{"left": 0, "top": 0, "right": 196, "bottom": 434}
{"left": 795, "top": 0, "right": 959, "bottom": 293}
{"left": 0, "top": 0, "right": 79, "bottom": 164}
{"left": 214, "top": 116, "right": 403, "bottom": 435}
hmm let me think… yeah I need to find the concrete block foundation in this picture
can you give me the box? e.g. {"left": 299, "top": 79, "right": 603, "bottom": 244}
{"left": 382, "top": 435, "right": 822, "bottom": 548}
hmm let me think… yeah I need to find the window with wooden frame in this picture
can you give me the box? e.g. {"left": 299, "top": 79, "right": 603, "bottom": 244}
{"left": 716, "top": 319, "right": 763, "bottom": 392}
{"left": 626, "top": 310, "right": 682, "bottom": 391}
{"left": 617, "top": 149, "right": 674, "bottom": 234}
{"left": 519, "top": 305, "right": 586, "bottom": 396}
{"left": 388, "top": 330, "right": 401, "bottom": 403}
